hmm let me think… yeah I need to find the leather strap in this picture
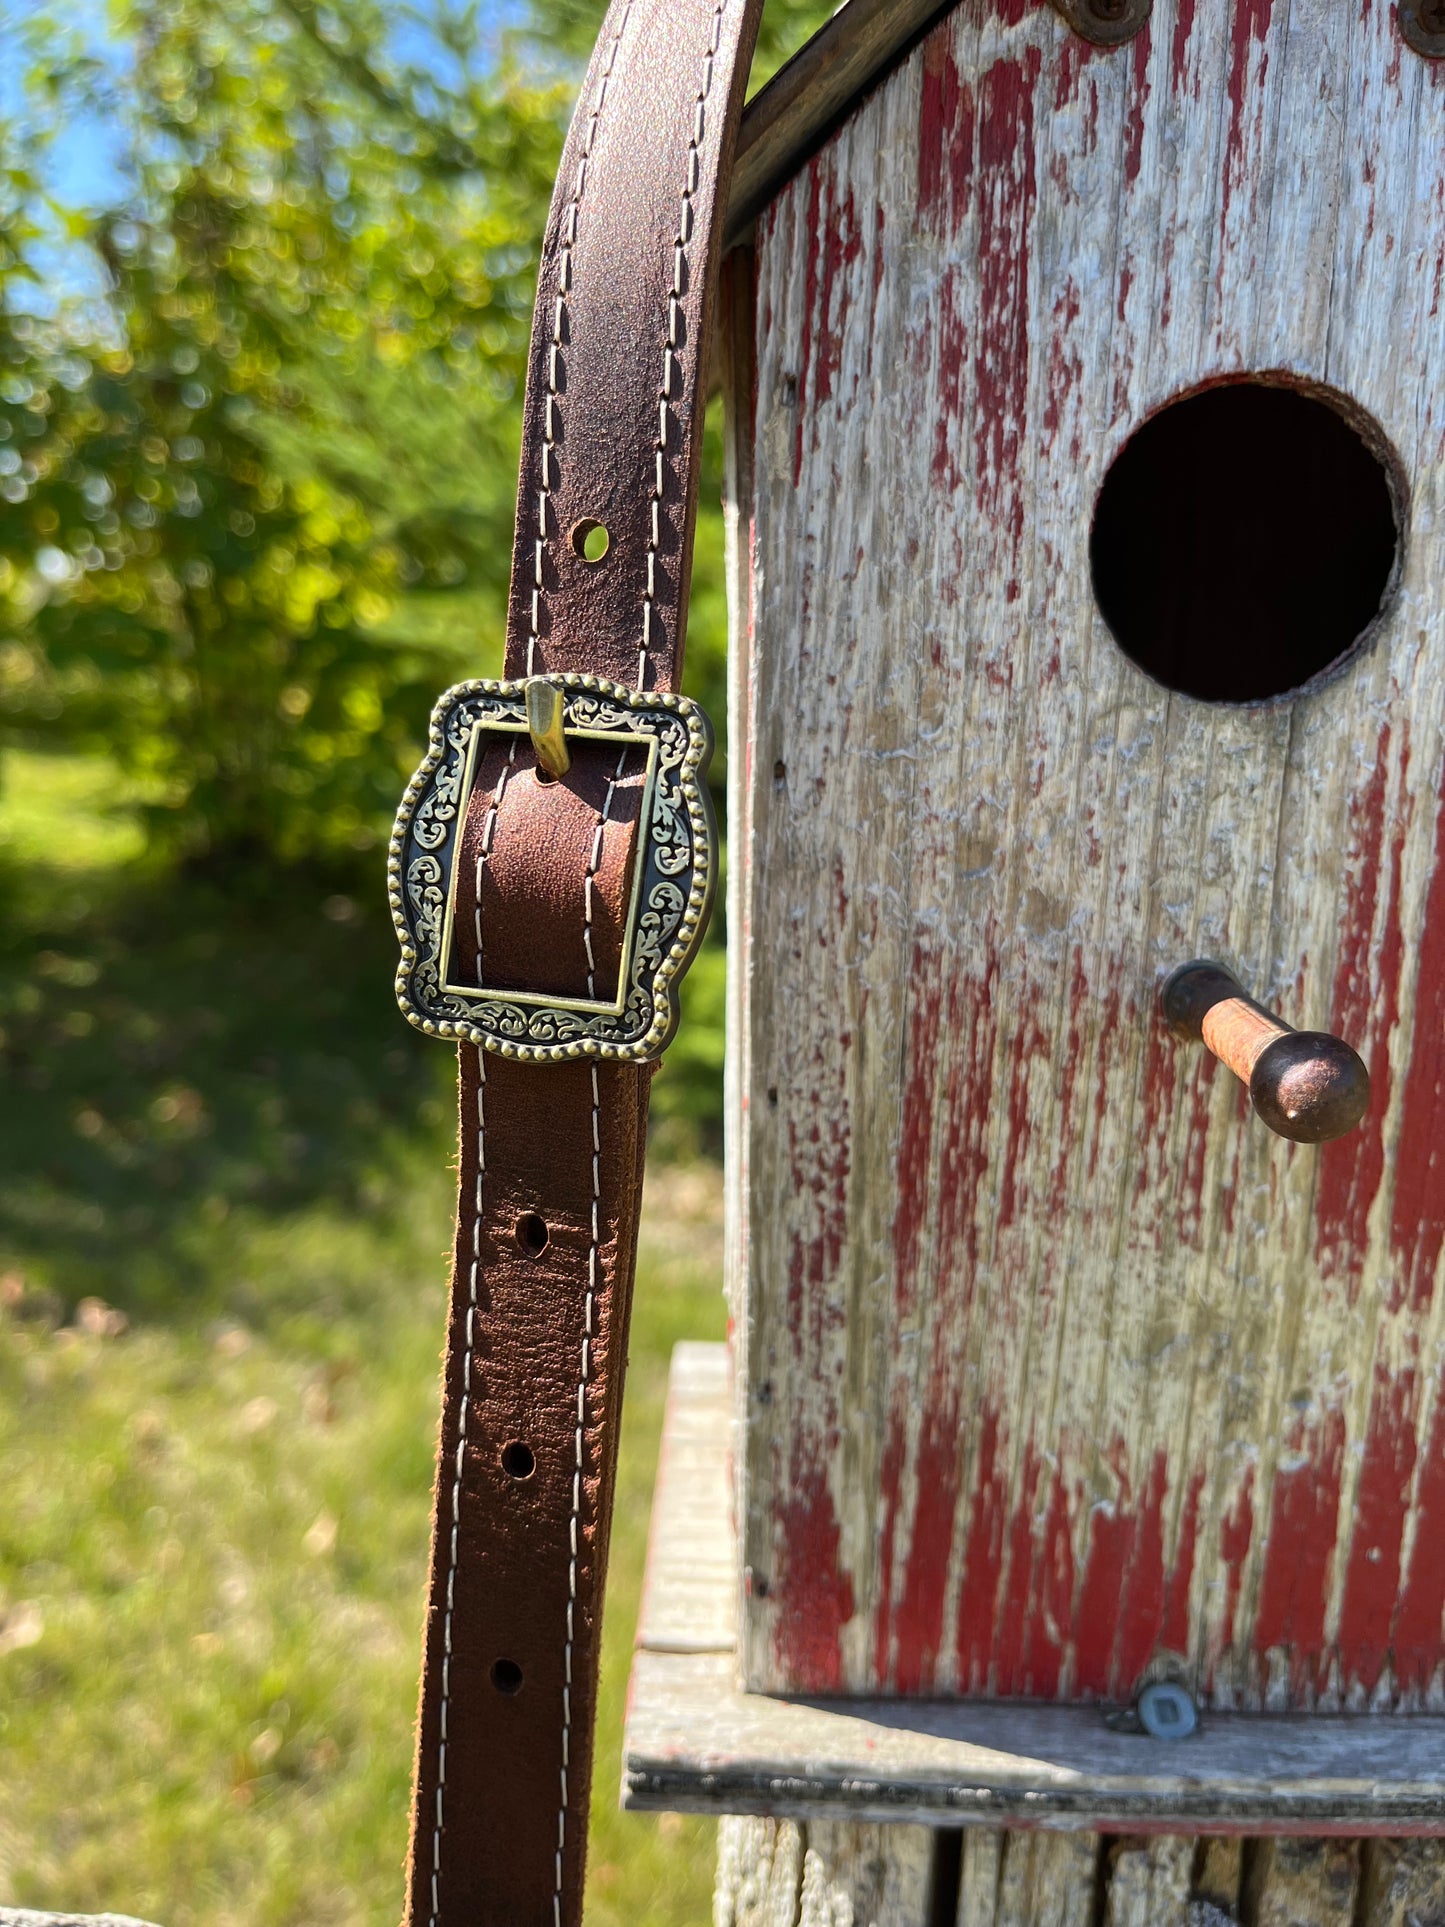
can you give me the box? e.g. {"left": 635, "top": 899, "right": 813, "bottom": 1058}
{"left": 403, "top": 5, "right": 763, "bottom": 1923}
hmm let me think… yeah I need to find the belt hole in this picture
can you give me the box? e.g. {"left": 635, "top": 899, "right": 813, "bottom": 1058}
{"left": 515, "top": 1211, "right": 549, "bottom": 1258}
{"left": 570, "top": 518, "right": 610, "bottom": 563}
{"left": 501, "top": 1441, "right": 536, "bottom": 1480}
{"left": 490, "top": 1658, "right": 524, "bottom": 1695}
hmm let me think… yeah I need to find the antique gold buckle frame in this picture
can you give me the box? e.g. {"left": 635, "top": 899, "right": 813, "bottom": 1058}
{"left": 389, "top": 673, "right": 716, "bottom": 1064}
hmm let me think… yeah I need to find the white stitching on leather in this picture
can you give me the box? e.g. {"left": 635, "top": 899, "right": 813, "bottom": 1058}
{"left": 554, "top": 749, "right": 628, "bottom": 1921}
{"left": 472, "top": 741, "right": 519, "bottom": 983}
{"left": 430, "top": 1049, "right": 487, "bottom": 1927}
{"left": 637, "top": 0, "right": 728, "bottom": 691}
{"left": 530, "top": 4, "right": 633, "bottom": 676}
{"left": 430, "top": 736, "right": 516, "bottom": 1923}
{"left": 582, "top": 746, "right": 632, "bottom": 997}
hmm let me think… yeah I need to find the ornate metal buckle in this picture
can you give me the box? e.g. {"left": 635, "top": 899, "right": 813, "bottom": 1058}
{"left": 389, "top": 673, "right": 716, "bottom": 1064}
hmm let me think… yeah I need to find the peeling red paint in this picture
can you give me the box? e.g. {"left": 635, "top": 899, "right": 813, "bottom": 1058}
{"left": 997, "top": 988, "right": 1047, "bottom": 1232}
{"left": 955, "top": 1406, "right": 1008, "bottom": 1693}
{"left": 917, "top": 29, "right": 975, "bottom": 232}
{"left": 1046, "top": 949, "right": 1090, "bottom": 1217}
{"left": 1162, "top": 1466, "right": 1207, "bottom": 1656}
{"left": 814, "top": 185, "right": 863, "bottom": 409}
{"left": 1176, "top": 1047, "right": 1217, "bottom": 1251}
{"left": 1087, "top": 980, "right": 1125, "bottom": 1184}
{"left": 1136, "top": 1006, "right": 1180, "bottom": 1211}
{"left": 1122, "top": 25, "right": 1152, "bottom": 185}
{"left": 1393, "top": 1370, "right": 1445, "bottom": 1694}
{"left": 1022, "top": 1461, "right": 1075, "bottom": 1698}
{"left": 1072, "top": 1490, "right": 1134, "bottom": 1696}
{"left": 972, "top": 50, "right": 1041, "bottom": 589}
{"left": 891, "top": 1399, "right": 967, "bottom": 1692}
{"left": 1316, "top": 724, "right": 1406, "bottom": 1291}
{"left": 1337, "top": 1362, "right": 1419, "bottom": 1694}
{"left": 1171, "top": 0, "right": 1198, "bottom": 92}
{"left": 1065, "top": 1445, "right": 1173, "bottom": 1699}
{"left": 1224, "top": 0, "right": 1274, "bottom": 217}
{"left": 774, "top": 1449, "right": 855, "bottom": 1691}
{"left": 1218, "top": 1468, "right": 1256, "bottom": 1659}
{"left": 755, "top": 0, "right": 1445, "bottom": 1722}
{"left": 933, "top": 267, "right": 969, "bottom": 488}
{"left": 1113, "top": 1450, "right": 1171, "bottom": 1694}
{"left": 994, "top": 1439, "right": 1045, "bottom": 1694}
{"left": 1391, "top": 777, "right": 1445, "bottom": 1311}
{"left": 1253, "top": 1410, "right": 1347, "bottom": 1693}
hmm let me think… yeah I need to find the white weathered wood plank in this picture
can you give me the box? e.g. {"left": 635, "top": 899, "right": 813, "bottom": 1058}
{"left": 800, "top": 1822, "right": 936, "bottom": 1927}
{"left": 1105, "top": 1836, "right": 1194, "bottom": 1927}
{"left": 955, "top": 1829, "right": 1006, "bottom": 1927}
{"left": 1245, "top": 1839, "right": 1360, "bottom": 1927}
{"left": 716, "top": 1816, "right": 808, "bottom": 1927}
{"left": 994, "top": 1832, "right": 1096, "bottom": 1927}
{"left": 1195, "top": 1835, "right": 1244, "bottom": 1917}
{"left": 713, "top": 1816, "right": 936, "bottom": 1927}
{"left": 731, "top": 0, "right": 1445, "bottom": 1718}
{"left": 1360, "top": 1838, "right": 1445, "bottom": 1927}
{"left": 636, "top": 1341, "right": 736, "bottom": 1655}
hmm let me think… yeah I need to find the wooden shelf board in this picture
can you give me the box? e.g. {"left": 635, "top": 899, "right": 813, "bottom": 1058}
{"left": 623, "top": 1345, "right": 1445, "bottom": 1836}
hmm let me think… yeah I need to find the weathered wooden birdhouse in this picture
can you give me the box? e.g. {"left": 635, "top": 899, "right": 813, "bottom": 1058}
{"left": 626, "top": 0, "right": 1445, "bottom": 1919}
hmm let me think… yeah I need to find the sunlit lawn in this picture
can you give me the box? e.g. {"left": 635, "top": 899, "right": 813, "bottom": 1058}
{"left": 0, "top": 752, "right": 722, "bottom": 1926}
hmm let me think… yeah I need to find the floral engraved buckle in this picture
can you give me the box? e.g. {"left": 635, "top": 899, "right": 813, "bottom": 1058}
{"left": 388, "top": 674, "right": 716, "bottom": 1063}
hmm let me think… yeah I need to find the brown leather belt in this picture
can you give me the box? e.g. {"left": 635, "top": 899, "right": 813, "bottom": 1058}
{"left": 387, "top": 3, "right": 765, "bottom": 1921}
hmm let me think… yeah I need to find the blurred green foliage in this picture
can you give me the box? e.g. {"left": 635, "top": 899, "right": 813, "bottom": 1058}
{"left": 0, "top": 0, "right": 831, "bottom": 1135}
{"left": 0, "top": 0, "right": 830, "bottom": 866}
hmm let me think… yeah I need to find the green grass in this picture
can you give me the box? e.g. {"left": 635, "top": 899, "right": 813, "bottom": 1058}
{"left": 0, "top": 753, "right": 724, "bottom": 1925}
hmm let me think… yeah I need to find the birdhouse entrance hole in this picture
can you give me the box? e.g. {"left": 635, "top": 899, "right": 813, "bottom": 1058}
{"left": 1090, "top": 381, "right": 1401, "bottom": 704}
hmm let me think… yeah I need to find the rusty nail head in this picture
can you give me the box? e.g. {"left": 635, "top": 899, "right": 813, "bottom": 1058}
{"left": 1400, "top": 0, "right": 1445, "bottom": 55}
{"left": 1052, "top": 0, "right": 1151, "bottom": 45}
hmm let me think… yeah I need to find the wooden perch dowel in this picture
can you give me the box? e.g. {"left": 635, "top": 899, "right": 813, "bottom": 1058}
{"left": 1162, "top": 961, "right": 1370, "bottom": 1144}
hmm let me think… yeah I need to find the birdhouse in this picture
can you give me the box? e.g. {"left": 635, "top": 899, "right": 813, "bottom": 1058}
{"left": 625, "top": 1, "right": 1445, "bottom": 1919}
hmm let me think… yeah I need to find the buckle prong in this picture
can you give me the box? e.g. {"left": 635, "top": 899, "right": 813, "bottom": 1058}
{"left": 526, "top": 678, "right": 572, "bottom": 779}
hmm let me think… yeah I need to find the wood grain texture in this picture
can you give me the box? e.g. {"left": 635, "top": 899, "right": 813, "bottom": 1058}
{"left": 717, "top": 1817, "right": 938, "bottom": 1927}
{"left": 634, "top": 1342, "right": 736, "bottom": 1656}
{"left": 1244, "top": 1839, "right": 1360, "bottom": 1927}
{"left": 717, "top": 1816, "right": 810, "bottom": 1927}
{"left": 1360, "top": 1837, "right": 1445, "bottom": 1927}
{"left": 988, "top": 1832, "right": 1095, "bottom": 1926}
{"left": 728, "top": 0, "right": 1445, "bottom": 1716}
{"left": 1196, "top": 1836, "right": 1245, "bottom": 1916}
{"left": 1105, "top": 1836, "right": 1194, "bottom": 1927}
{"left": 713, "top": 1803, "right": 1445, "bottom": 1927}
{"left": 802, "top": 1822, "right": 937, "bottom": 1925}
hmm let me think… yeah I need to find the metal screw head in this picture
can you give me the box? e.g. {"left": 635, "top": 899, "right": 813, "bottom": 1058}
{"left": 1400, "top": 0, "right": 1445, "bottom": 56}
{"left": 1136, "top": 1680, "right": 1199, "bottom": 1740}
{"left": 1051, "top": 0, "right": 1151, "bottom": 46}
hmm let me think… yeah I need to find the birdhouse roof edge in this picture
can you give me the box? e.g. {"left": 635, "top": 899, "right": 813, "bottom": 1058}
{"left": 726, "top": 0, "right": 956, "bottom": 249}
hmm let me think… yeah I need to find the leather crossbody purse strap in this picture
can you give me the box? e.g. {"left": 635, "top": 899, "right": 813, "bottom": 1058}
{"left": 388, "top": 3, "right": 766, "bottom": 1923}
